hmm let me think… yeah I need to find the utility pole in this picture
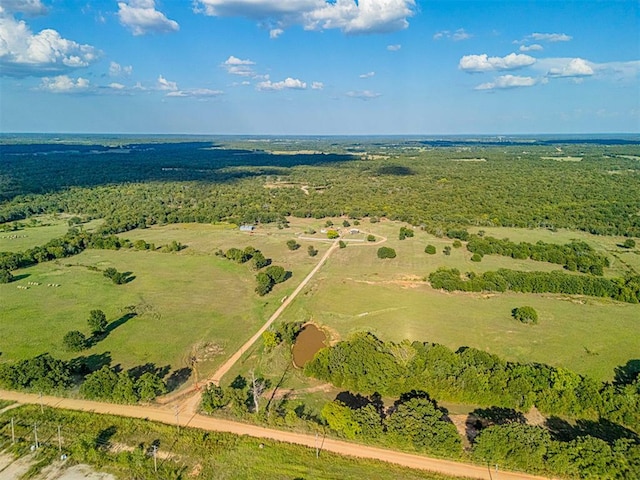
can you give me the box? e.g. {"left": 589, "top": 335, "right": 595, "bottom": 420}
{"left": 315, "top": 432, "right": 319, "bottom": 459}
{"left": 57, "top": 425, "right": 62, "bottom": 453}
{"left": 34, "top": 424, "right": 39, "bottom": 449}
{"left": 152, "top": 445, "right": 158, "bottom": 472}
{"left": 10, "top": 418, "right": 15, "bottom": 444}
{"left": 39, "top": 392, "right": 44, "bottom": 413}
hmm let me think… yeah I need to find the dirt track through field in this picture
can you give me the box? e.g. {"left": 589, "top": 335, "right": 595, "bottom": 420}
{"left": 0, "top": 390, "right": 552, "bottom": 480}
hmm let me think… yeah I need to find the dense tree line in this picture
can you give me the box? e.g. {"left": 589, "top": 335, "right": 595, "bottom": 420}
{"left": 304, "top": 332, "right": 640, "bottom": 433}
{"left": 428, "top": 267, "right": 640, "bottom": 303}
{"left": 466, "top": 236, "right": 610, "bottom": 275}
{"left": 0, "top": 353, "right": 167, "bottom": 403}
{"left": 1, "top": 142, "right": 639, "bottom": 237}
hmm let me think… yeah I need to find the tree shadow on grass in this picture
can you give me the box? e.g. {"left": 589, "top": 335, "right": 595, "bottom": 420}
{"left": 86, "top": 313, "right": 137, "bottom": 348}
{"left": 127, "top": 362, "right": 170, "bottom": 381}
{"left": 165, "top": 367, "right": 192, "bottom": 393}
{"left": 614, "top": 359, "right": 640, "bottom": 385}
{"left": 69, "top": 352, "right": 112, "bottom": 375}
{"left": 546, "top": 416, "right": 639, "bottom": 444}
{"left": 95, "top": 425, "right": 117, "bottom": 449}
{"left": 11, "top": 273, "right": 30, "bottom": 281}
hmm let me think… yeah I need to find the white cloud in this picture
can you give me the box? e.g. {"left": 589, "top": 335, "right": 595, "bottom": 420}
{"left": 109, "top": 82, "right": 126, "bottom": 89}
{"left": 269, "top": 28, "right": 284, "bottom": 39}
{"left": 221, "top": 55, "right": 256, "bottom": 76}
{"left": 1, "top": 0, "right": 47, "bottom": 16}
{"left": 311, "top": 81, "right": 323, "bottom": 89}
{"left": 519, "top": 44, "right": 543, "bottom": 52}
{"left": 166, "top": 88, "right": 224, "bottom": 98}
{"left": 547, "top": 57, "right": 594, "bottom": 78}
{"left": 117, "top": 0, "right": 179, "bottom": 36}
{"left": 0, "top": 11, "right": 99, "bottom": 77}
{"left": 434, "top": 28, "right": 472, "bottom": 41}
{"left": 194, "top": 0, "right": 416, "bottom": 35}
{"left": 40, "top": 75, "right": 90, "bottom": 93}
{"left": 530, "top": 32, "right": 572, "bottom": 42}
{"left": 475, "top": 74, "right": 538, "bottom": 90}
{"left": 387, "top": 44, "right": 401, "bottom": 51}
{"left": 256, "top": 77, "right": 307, "bottom": 91}
{"left": 359, "top": 71, "right": 375, "bottom": 78}
{"left": 157, "top": 74, "right": 178, "bottom": 91}
{"left": 109, "top": 61, "right": 133, "bottom": 77}
{"left": 346, "top": 89, "right": 381, "bottom": 99}
{"left": 459, "top": 53, "right": 536, "bottom": 72}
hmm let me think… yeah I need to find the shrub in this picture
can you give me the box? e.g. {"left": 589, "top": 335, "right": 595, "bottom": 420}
{"left": 471, "top": 253, "right": 482, "bottom": 262}
{"left": 452, "top": 240, "right": 462, "bottom": 248}
{"left": 0, "top": 269, "right": 14, "bottom": 283}
{"left": 512, "top": 306, "right": 538, "bottom": 324}
{"left": 425, "top": 245, "right": 436, "bottom": 255}
{"left": 308, "top": 245, "right": 318, "bottom": 257}
{"left": 377, "top": 247, "right": 396, "bottom": 259}
{"left": 623, "top": 238, "right": 636, "bottom": 249}
{"left": 327, "top": 230, "right": 340, "bottom": 239}
{"left": 286, "top": 239, "right": 300, "bottom": 251}
{"left": 63, "top": 330, "right": 87, "bottom": 351}
{"left": 339, "top": 240, "right": 346, "bottom": 249}
{"left": 367, "top": 234, "right": 376, "bottom": 242}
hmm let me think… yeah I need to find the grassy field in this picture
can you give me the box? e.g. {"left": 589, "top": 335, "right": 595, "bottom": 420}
{"left": 1, "top": 405, "right": 471, "bottom": 480}
{"left": 0, "top": 222, "right": 326, "bottom": 382}
{"left": 277, "top": 219, "right": 640, "bottom": 382}
{"left": 2, "top": 218, "right": 638, "bottom": 385}
{"left": 0, "top": 215, "right": 103, "bottom": 253}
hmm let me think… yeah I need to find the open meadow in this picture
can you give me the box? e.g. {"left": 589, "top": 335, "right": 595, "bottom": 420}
{"left": 0, "top": 222, "right": 326, "bottom": 381}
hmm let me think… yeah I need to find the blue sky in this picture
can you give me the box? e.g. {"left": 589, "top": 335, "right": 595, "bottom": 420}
{"left": 0, "top": 0, "right": 638, "bottom": 134}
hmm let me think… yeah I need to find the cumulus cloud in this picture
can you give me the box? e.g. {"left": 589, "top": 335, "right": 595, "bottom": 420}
{"left": 459, "top": 53, "right": 536, "bottom": 72}
{"left": 269, "top": 28, "right": 284, "bottom": 38}
{"left": 530, "top": 32, "right": 572, "bottom": 42}
{"left": 387, "top": 43, "right": 401, "bottom": 51}
{"left": 311, "top": 81, "right": 323, "bottom": 89}
{"left": 40, "top": 75, "right": 90, "bottom": 92}
{"left": 547, "top": 57, "right": 594, "bottom": 78}
{"left": 221, "top": 55, "right": 256, "bottom": 76}
{"left": 1, "top": 0, "right": 47, "bottom": 16}
{"left": 194, "top": 0, "right": 416, "bottom": 35}
{"left": 359, "top": 71, "right": 375, "bottom": 78}
{"left": 434, "top": 28, "right": 472, "bottom": 41}
{"left": 0, "top": 11, "right": 99, "bottom": 76}
{"left": 256, "top": 77, "right": 307, "bottom": 91}
{"left": 475, "top": 74, "right": 538, "bottom": 90}
{"left": 157, "top": 74, "right": 177, "bottom": 91}
{"left": 117, "top": 0, "right": 179, "bottom": 36}
{"left": 346, "top": 89, "right": 381, "bottom": 99}
{"left": 108, "top": 82, "right": 126, "bottom": 90}
{"left": 166, "top": 88, "right": 224, "bottom": 97}
{"left": 109, "top": 61, "right": 133, "bottom": 77}
{"left": 519, "top": 44, "right": 543, "bottom": 52}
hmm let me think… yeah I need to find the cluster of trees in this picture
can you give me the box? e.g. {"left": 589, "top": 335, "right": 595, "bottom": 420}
{"left": 473, "top": 423, "right": 639, "bottom": 479}
{"left": 103, "top": 267, "right": 132, "bottom": 285}
{"left": 256, "top": 265, "right": 289, "bottom": 296}
{"left": 322, "top": 392, "right": 462, "bottom": 457}
{"left": 222, "top": 245, "right": 269, "bottom": 269}
{"left": 201, "top": 373, "right": 268, "bottom": 416}
{"left": 466, "top": 236, "right": 610, "bottom": 275}
{"left": 511, "top": 306, "right": 538, "bottom": 324}
{"left": 428, "top": 267, "right": 640, "bottom": 303}
{"left": 0, "top": 354, "right": 72, "bottom": 393}
{"left": 261, "top": 321, "right": 304, "bottom": 350}
{"left": 304, "top": 332, "right": 640, "bottom": 432}
{"left": 398, "top": 226, "right": 414, "bottom": 240}
{"left": 62, "top": 310, "right": 108, "bottom": 352}
{"left": 2, "top": 142, "right": 639, "bottom": 242}
{"left": 79, "top": 365, "right": 167, "bottom": 403}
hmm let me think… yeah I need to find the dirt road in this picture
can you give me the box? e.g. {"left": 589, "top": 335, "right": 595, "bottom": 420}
{"left": 0, "top": 390, "right": 552, "bottom": 480}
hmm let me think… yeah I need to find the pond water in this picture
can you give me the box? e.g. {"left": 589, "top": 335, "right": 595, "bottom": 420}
{"left": 292, "top": 324, "right": 327, "bottom": 368}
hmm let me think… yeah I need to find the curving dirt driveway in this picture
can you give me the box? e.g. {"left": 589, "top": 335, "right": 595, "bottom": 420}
{"left": 0, "top": 390, "right": 552, "bottom": 480}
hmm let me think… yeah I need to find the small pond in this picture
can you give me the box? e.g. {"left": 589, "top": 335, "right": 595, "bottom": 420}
{"left": 292, "top": 324, "right": 327, "bottom": 368}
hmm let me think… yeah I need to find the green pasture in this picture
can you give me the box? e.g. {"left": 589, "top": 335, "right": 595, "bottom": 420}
{"left": 277, "top": 221, "right": 640, "bottom": 382}
{"left": 0, "top": 224, "right": 324, "bottom": 381}
{"left": 0, "top": 215, "right": 102, "bottom": 252}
